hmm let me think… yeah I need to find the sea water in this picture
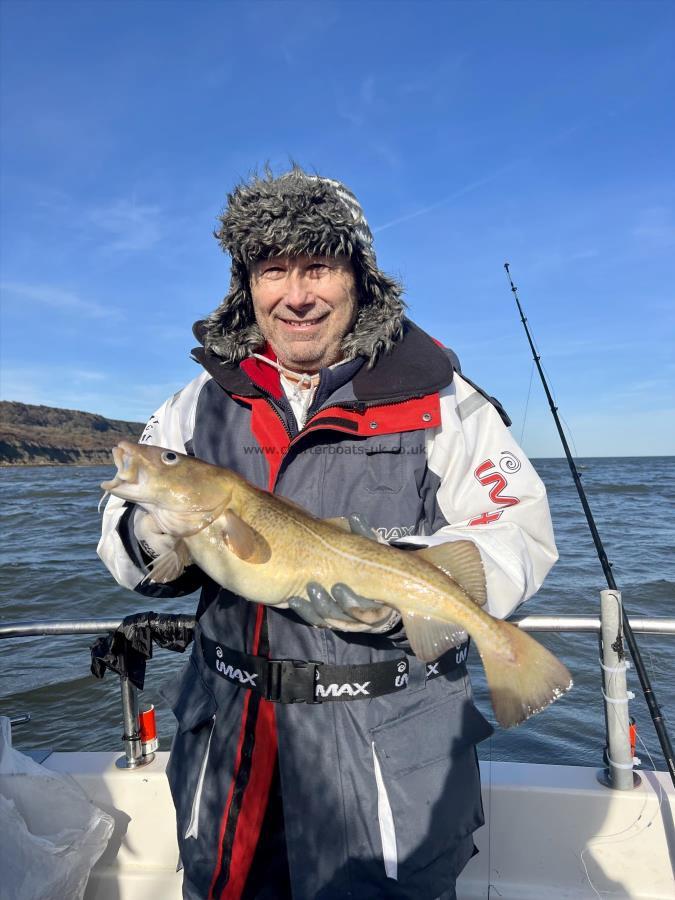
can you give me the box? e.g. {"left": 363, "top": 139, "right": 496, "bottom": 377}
{"left": 0, "top": 458, "right": 673, "bottom": 770}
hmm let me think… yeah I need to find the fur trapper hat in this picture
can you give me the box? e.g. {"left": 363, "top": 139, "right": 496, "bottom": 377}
{"left": 201, "top": 166, "right": 405, "bottom": 367}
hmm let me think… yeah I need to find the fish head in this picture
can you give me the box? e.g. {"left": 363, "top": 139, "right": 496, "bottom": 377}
{"left": 101, "top": 441, "right": 233, "bottom": 536}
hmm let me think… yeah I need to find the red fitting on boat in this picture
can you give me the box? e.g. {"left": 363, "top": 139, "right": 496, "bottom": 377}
{"left": 139, "top": 705, "right": 159, "bottom": 755}
{"left": 629, "top": 716, "right": 637, "bottom": 759}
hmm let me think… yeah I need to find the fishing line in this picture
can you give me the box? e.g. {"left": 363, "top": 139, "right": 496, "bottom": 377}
{"left": 504, "top": 262, "right": 675, "bottom": 788}
{"left": 559, "top": 413, "right": 581, "bottom": 462}
{"left": 530, "top": 344, "right": 584, "bottom": 462}
{"left": 542, "top": 363, "right": 584, "bottom": 464}
{"left": 519, "top": 360, "right": 535, "bottom": 445}
{"left": 579, "top": 665, "right": 666, "bottom": 898}
{"left": 582, "top": 590, "right": 664, "bottom": 894}
{"left": 515, "top": 308, "right": 583, "bottom": 463}
{"left": 486, "top": 732, "right": 493, "bottom": 895}
{"left": 644, "top": 644, "right": 661, "bottom": 682}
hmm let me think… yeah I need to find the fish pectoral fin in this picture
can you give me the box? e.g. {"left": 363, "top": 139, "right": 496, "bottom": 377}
{"left": 221, "top": 510, "right": 271, "bottom": 563}
{"left": 416, "top": 540, "right": 487, "bottom": 607}
{"left": 401, "top": 610, "right": 469, "bottom": 662}
{"left": 145, "top": 539, "right": 192, "bottom": 584}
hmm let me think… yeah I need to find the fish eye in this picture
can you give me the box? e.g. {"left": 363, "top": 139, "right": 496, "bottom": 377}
{"left": 161, "top": 451, "right": 180, "bottom": 466}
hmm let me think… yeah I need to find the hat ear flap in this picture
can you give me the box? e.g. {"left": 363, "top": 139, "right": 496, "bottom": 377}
{"left": 341, "top": 252, "right": 406, "bottom": 367}
{"left": 202, "top": 280, "right": 265, "bottom": 364}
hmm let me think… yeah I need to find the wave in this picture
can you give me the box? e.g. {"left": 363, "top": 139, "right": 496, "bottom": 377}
{"left": 589, "top": 483, "right": 653, "bottom": 495}
{"left": 622, "top": 578, "right": 675, "bottom": 604}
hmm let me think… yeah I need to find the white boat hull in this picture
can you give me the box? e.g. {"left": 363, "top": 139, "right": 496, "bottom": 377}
{"left": 41, "top": 753, "right": 674, "bottom": 899}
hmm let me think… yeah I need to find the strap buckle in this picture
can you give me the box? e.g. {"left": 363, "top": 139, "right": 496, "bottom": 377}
{"left": 267, "top": 658, "right": 322, "bottom": 704}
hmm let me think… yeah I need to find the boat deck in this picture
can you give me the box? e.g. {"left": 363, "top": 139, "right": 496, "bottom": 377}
{"left": 40, "top": 752, "right": 675, "bottom": 899}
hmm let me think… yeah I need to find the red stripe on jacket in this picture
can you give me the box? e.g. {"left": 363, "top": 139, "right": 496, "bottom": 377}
{"left": 220, "top": 700, "right": 277, "bottom": 899}
{"left": 208, "top": 606, "right": 277, "bottom": 900}
{"left": 240, "top": 350, "right": 283, "bottom": 400}
{"left": 247, "top": 399, "right": 291, "bottom": 491}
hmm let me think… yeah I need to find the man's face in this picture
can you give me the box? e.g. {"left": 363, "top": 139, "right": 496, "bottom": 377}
{"left": 249, "top": 254, "right": 358, "bottom": 373}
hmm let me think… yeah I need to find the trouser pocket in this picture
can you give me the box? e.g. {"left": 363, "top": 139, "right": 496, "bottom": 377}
{"left": 184, "top": 714, "right": 216, "bottom": 839}
{"left": 163, "top": 657, "right": 218, "bottom": 841}
{"left": 370, "top": 690, "right": 492, "bottom": 890}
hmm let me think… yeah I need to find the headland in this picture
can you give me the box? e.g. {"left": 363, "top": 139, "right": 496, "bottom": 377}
{"left": 0, "top": 401, "right": 144, "bottom": 466}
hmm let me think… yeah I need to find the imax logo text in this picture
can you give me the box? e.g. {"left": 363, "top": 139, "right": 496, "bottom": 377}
{"left": 216, "top": 660, "right": 258, "bottom": 686}
{"left": 315, "top": 681, "right": 370, "bottom": 699}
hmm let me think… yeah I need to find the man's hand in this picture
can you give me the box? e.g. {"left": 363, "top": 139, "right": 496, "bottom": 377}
{"left": 287, "top": 514, "right": 401, "bottom": 633}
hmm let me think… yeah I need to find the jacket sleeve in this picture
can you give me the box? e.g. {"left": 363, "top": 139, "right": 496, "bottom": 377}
{"left": 400, "top": 373, "right": 558, "bottom": 619}
{"left": 96, "top": 373, "right": 210, "bottom": 598}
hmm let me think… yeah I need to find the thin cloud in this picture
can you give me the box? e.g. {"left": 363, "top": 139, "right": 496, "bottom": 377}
{"left": 88, "top": 198, "right": 162, "bottom": 253}
{"left": 373, "top": 159, "right": 524, "bottom": 233}
{"left": 633, "top": 207, "right": 675, "bottom": 250}
{"left": 361, "top": 75, "right": 376, "bottom": 105}
{"left": 525, "top": 247, "right": 601, "bottom": 276}
{"left": 0, "top": 282, "right": 120, "bottom": 320}
{"left": 612, "top": 377, "right": 675, "bottom": 401}
{"left": 336, "top": 74, "right": 378, "bottom": 128}
{"left": 367, "top": 140, "right": 402, "bottom": 171}
{"left": 72, "top": 369, "right": 106, "bottom": 382}
{"left": 372, "top": 120, "right": 586, "bottom": 235}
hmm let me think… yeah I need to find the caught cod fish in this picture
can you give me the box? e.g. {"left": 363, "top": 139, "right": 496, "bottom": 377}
{"left": 101, "top": 441, "right": 572, "bottom": 727}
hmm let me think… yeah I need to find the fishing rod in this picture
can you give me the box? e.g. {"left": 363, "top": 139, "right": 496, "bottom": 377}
{"left": 504, "top": 262, "right": 675, "bottom": 788}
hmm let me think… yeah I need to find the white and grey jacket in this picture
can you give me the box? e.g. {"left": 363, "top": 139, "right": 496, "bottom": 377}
{"left": 98, "top": 319, "right": 557, "bottom": 900}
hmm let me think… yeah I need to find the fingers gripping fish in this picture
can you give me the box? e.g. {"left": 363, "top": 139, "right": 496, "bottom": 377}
{"left": 101, "top": 441, "right": 573, "bottom": 728}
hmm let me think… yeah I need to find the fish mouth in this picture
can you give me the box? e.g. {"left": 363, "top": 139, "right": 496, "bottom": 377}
{"left": 100, "top": 442, "right": 140, "bottom": 492}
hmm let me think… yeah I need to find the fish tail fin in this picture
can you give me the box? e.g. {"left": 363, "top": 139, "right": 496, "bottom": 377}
{"left": 475, "top": 619, "right": 573, "bottom": 728}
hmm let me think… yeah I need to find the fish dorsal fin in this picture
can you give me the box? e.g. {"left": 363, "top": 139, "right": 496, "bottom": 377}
{"left": 221, "top": 510, "right": 271, "bottom": 563}
{"left": 416, "top": 540, "right": 487, "bottom": 607}
{"left": 323, "top": 516, "right": 351, "bottom": 532}
{"left": 401, "top": 610, "right": 468, "bottom": 663}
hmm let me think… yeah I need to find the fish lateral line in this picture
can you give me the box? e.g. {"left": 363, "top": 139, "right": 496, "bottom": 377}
{"left": 272, "top": 513, "right": 486, "bottom": 611}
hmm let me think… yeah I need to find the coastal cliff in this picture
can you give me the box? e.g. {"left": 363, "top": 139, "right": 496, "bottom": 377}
{"left": 0, "top": 401, "right": 144, "bottom": 466}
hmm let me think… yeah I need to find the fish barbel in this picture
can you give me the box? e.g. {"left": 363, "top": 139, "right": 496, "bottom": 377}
{"left": 101, "top": 441, "right": 572, "bottom": 727}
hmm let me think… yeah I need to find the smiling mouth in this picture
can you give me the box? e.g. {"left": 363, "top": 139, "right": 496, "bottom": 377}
{"left": 278, "top": 314, "right": 328, "bottom": 329}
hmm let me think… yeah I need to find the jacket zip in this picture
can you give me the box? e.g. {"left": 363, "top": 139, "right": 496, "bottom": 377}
{"left": 293, "top": 395, "right": 433, "bottom": 444}
{"left": 254, "top": 384, "right": 432, "bottom": 440}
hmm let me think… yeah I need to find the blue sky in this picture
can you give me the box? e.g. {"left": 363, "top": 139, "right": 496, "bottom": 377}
{"left": 1, "top": 0, "right": 673, "bottom": 457}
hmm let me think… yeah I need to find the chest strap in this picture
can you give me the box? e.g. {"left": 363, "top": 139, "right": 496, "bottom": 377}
{"left": 200, "top": 633, "right": 469, "bottom": 703}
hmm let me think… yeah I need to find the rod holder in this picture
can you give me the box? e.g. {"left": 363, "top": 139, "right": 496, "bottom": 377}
{"left": 116, "top": 675, "right": 154, "bottom": 770}
{"left": 597, "top": 590, "right": 641, "bottom": 790}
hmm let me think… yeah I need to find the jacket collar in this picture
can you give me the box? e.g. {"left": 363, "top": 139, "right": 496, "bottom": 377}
{"left": 190, "top": 318, "right": 454, "bottom": 404}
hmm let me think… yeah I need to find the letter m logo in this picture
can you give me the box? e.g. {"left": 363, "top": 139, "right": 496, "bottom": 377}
{"left": 474, "top": 460, "right": 519, "bottom": 507}
{"left": 469, "top": 459, "right": 519, "bottom": 527}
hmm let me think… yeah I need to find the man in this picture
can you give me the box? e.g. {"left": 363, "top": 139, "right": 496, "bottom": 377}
{"left": 98, "top": 167, "right": 558, "bottom": 900}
